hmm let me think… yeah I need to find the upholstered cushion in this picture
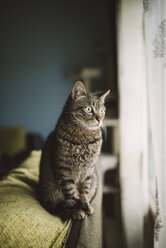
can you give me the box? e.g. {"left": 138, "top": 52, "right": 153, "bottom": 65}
{"left": 0, "top": 151, "right": 71, "bottom": 248}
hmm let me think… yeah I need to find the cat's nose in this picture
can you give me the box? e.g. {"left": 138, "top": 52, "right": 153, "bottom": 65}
{"left": 95, "top": 115, "right": 101, "bottom": 123}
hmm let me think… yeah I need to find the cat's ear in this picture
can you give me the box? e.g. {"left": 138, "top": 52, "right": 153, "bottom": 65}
{"left": 71, "top": 81, "right": 87, "bottom": 100}
{"left": 100, "top": 90, "right": 110, "bottom": 103}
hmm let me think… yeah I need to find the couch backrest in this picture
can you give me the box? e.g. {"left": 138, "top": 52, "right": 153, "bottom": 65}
{"left": 0, "top": 127, "right": 27, "bottom": 157}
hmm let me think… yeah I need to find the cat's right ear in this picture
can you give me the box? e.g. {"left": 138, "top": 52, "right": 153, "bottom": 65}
{"left": 71, "top": 81, "right": 87, "bottom": 101}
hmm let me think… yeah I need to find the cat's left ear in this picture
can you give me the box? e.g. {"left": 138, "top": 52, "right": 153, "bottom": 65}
{"left": 100, "top": 90, "right": 110, "bottom": 103}
{"left": 71, "top": 81, "right": 87, "bottom": 100}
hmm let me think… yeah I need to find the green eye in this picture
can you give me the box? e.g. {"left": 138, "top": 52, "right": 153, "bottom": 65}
{"left": 85, "top": 106, "right": 92, "bottom": 113}
{"left": 100, "top": 108, "right": 105, "bottom": 114}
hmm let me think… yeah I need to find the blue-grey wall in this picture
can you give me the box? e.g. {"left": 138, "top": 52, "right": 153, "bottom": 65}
{"left": 0, "top": 1, "right": 110, "bottom": 138}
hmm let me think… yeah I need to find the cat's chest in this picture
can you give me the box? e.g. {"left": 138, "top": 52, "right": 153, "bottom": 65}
{"left": 72, "top": 139, "right": 101, "bottom": 163}
{"left": 69, "top": 141, "right": 101, "bottom": 183}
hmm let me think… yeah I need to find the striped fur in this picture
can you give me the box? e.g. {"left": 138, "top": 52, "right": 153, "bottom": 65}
{"left": 39, "top": 81, "right": 110, "bottom": 220}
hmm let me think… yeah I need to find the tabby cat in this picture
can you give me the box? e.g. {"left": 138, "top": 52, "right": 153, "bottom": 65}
{"left": 38, "top": 81, "right": 110, "bottom": 220}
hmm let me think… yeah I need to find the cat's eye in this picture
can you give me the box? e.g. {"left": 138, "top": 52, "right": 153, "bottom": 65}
{"left": 100, "top": 108, "right": 105, "bottom": 114}
{"left": 85, "top": 106, "right": 92, "bottom": 113}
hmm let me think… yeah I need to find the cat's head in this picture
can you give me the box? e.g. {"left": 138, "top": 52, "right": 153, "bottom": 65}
{"left": 66, "top": 81, "right": 110, "bottom": 130}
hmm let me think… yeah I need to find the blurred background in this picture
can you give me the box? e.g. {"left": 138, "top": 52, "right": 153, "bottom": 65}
{"left": 1, "top": 1, "right": 166, "bottom": 248}
{"left": 0, "top": 0, "right": 117, "bottom": 139}
{"left": 0, "top": 1, "right": 119, "bottom": 247}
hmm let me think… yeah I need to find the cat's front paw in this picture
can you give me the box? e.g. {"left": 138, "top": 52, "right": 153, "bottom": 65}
{"left": 56, "top": 199, "right": 78, "bottom": 220}
{"left": 86, "top": 204, "right": 94, "bottom": 215}
{"left": 63, "top": 199, "right": 77, "bottom": 210}
{"left": 72, "top": 209, "right": 85, "bottom": 220}
{"left": 75, "top": 199, "right": 88, "bottom": 211}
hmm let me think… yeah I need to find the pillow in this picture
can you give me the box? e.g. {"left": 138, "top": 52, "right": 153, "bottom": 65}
{"left": 0, "top": 150, "right": 71, "bottom": 248}
{"left": 0, "top": 127, "right": 27, "bottom": 156}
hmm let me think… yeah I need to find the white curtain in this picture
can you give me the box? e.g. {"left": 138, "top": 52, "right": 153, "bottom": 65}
{"left": 118, "top": 0, "right": 166, "bottom": 247}
{"left": 144, "top": 0, "right": 166, "bottom": 247}
{"left": 117, "top": 1, "right": 148, "bottom": 247}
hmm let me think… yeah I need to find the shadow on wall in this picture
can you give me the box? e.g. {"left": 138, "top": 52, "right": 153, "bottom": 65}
{"left": 0, "top": 0, "right": 111, "bottom": 138}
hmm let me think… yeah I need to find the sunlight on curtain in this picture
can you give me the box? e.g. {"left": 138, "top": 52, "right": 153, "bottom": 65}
{"left": 144, "top": 0, "right": 166, "bottom": 247}
{"left": 117, "top": 0, "right": 148, "bottom": 247}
